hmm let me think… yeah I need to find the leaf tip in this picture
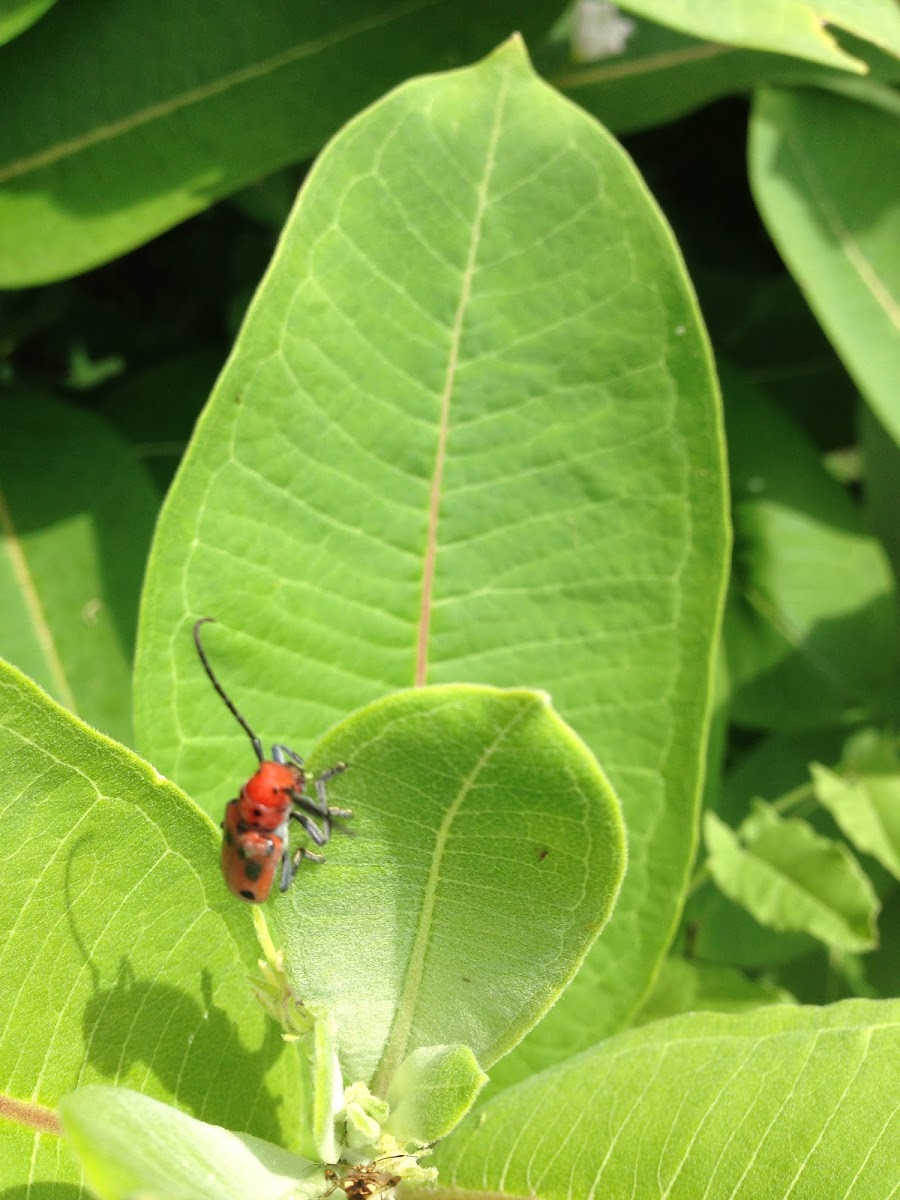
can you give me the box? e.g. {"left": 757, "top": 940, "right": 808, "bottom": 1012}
{"left": 484, "top": 31, "right": 534, "bottom": 73}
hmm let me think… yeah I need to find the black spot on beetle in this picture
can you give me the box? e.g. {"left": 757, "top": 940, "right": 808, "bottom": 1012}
{"left": 240, "top": 889, "right": 255, "bottom": 900}
{"left": 244, "top": 860, "right": 263, "bottom": 882}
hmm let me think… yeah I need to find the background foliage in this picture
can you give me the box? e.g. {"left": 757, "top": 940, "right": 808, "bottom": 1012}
{"left": 1, "top": 1, "right": 897, "bottom": 1197}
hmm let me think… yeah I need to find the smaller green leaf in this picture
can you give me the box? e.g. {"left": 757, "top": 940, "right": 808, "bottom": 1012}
{"left": 59, "top": 1087, "right": 318, "bottom": 1200}
{"left": 811, "top": 731, "right": 900, "bottom": 879}
{"left": 272, "top": 686, "right": 626, "bottom": 1093}
{"left": 704, "top": 804, "right": 879, "bottom": 950}
{"left": 386, "top": 1045, "right": 488, "bottom": 1144}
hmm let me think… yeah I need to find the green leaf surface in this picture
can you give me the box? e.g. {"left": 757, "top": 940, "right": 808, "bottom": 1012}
{"left": 0, "top": 390, "right": 160, "bottom": 746}
{"left": 722, "top": 367, "right": 897, "bottom": 730}
{"left": 0, "top": 0, "right": 561, "bottom": 286}
{"left": 426, "top": 999, "right": 900, "bottom": 1200}
{"left": 685, "top": 878, "right": 818, "bottom": 968}
{"left": 386, "top": 1044, "right": 488, "bottom": 1144}
{"left": 750, "top": 86, "right": 900, "bottom": 443}
{"left": 704, "top": 805, "right": 879, "bottom": 951}
{"left": 270, "top": 685, "right": 626, "bottom": 1091}
{"left": 694, "top": 267, "right": 862, "bottom": 447}
{"left": 867, "top": 885, "right": 900, "bottom": 998}
{"left": 60, "top": 1087, "right": 318, "bottom": 1200}
{"left": 93, "top": 351, "right": 221, "bottom": 493}
{"left": 0, "top": 0, "right": 54, "bottom": 45}
{"left": 0, "top": 659, "right": 297, "bottom": 1195}
{"left": 717, "top": 725, "right": 842, "bottom": 828}
{"left": 550, "top": 21, "right": 890, "bottom": 136}
{"left": 862, "top": 403, "right": 900, "bottom": 582}
{"left": 136, "top": 38, "right": 727, "bottom": 1076}
{"left": 632, "top": 956, "right": 795, "bottom": 1025}
{"left": 812, "top": 731, "right": 900, "bottom": 879}
{"left": 616, "top": 0, "right": 900, "bottom": 71}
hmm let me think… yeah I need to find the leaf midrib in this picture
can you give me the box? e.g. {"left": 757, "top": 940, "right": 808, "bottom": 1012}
{"left": 370, "top": 702, "right": 526, "bottom": 1095}
{"left": 414, "top": 53, "right": 509, "bottom": 687}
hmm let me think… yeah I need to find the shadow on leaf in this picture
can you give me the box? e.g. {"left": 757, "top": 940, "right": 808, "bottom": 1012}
{"left": 81, "top": 962, "right": 285, "bottom": 1136}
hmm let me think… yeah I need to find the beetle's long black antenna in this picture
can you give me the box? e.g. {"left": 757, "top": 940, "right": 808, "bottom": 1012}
{"left": 193, "top": 617, "right": 264, "bottom": 763}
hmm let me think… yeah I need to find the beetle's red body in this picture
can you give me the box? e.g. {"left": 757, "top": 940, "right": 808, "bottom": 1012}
{"left": 239, "top": 761, "right": 304, "bottom": 831}
{"left": 221, "top": 762, "right": 304, "bottom": 902}
{"left": 194, "top": 619, "right": 351, "bottom": 904}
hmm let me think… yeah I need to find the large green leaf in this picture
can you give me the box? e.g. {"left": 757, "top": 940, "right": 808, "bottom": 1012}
{"left": 750, "top": 86, "right": 900, "bottom": 443}
{"left": 135, "top": 39, "right": 728, "bottom": 1071}
{"left": 426, "top": 999, "right": 900, "bottom": 1200}
{"left": 0, "top": 660, "right": 297, "bottom": 1195}
{"left": 0, "top": 390, "right": 160, "bottom": 746}
{"left": 0, "top": 0, "right": 560, "bottom": 286}
{"left": 723, "top": 367, "right": 897, "bottom": 730}
{"left": 615, "top": 0, "right": 900, "bottom": 71}
{"left": 271, "top": 686, "right": 625, "bottom": 1090}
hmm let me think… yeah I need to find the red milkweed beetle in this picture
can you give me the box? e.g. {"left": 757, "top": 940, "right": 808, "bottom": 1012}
{"left": 193, "top": 617, "right": 352, "bottom": 903}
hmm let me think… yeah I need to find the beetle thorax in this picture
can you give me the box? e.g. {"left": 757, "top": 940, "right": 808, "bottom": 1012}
{"left": 237, "top": 761, "right": 303, "bottom": 830}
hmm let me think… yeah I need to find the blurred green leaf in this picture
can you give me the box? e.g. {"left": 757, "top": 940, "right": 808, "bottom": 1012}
{"left": 135, "top": 38, "right": 728, "bottom": 1078}
{"left": 429, "top": 999, "right": 900, "bottom": 1200}
{"left": 694, "top": 270, "right": 859, "bottom": 449}
{"left": 272, "top": 685, "right": 626, "bottom": 1090}
{"left": 0, "top": 659, "right": 301, "bottom": 1195}
{"left": 812, "top": 730, "right": 900, "bottom": 878}
{"left": 0, "top": 0, "right": 54, "bottom": 46}
{"left": 615, "top": 0, "right": 900, "bottom": 70}
{"left": 723, "top": 367, "right": 897, "bottom": 730}
{"left": 705, "top": 804, "right": 879, "bottom": 951}
{"left": 0, "top": 0, "right": 561, "bottom": 285}
{"left": 553, "top": 23, "right": 843, "bottom": 135}
{"left": 685, "top": 877, "right": 818, "bottom": 968}
{"left": 0, "top": 390, "right": 160, "bottom": 745}
{"left": 866, "top": 885, "right": 900, "bottom": 997}
{"left": 750, "top": 86, "right": 900, "bottom": 443}
{"left": 632, "top": 956, "right": 794, "bottom": 1025}
{"left": 92, "top": 351, "right": 221, "bottom": 492}
{"left": 716, "top": 725, "right": 842, "bottom": 827}
{"left": 862, "top": 401, "right": 900, "bottom": 584}
{"left": 60, "top": 1088, "right": 318, "bottom": 1200}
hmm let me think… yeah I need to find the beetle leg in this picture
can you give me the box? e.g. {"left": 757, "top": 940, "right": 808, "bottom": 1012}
{"left": 279, "top": 844, "right": 325, "bottom": 891}
{"left": 314, "top": 763, "right": 350, "bottom": 815}
{"left": 272, "top": 743, "right": 305, "bottom": 768}
{"left": 289, "top": 809, "right": 330, "bottom": 846}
